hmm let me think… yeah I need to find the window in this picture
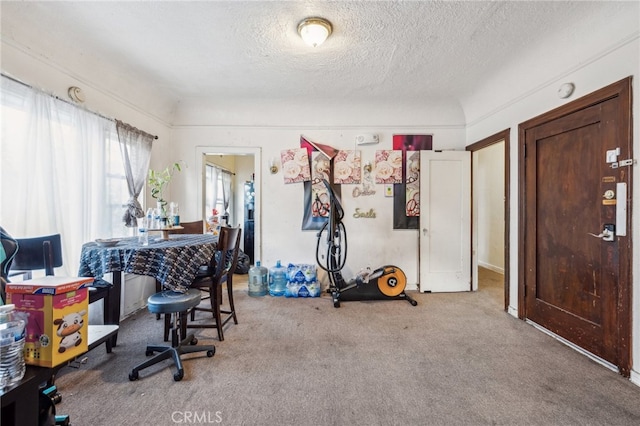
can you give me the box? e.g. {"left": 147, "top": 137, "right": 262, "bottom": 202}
{"left": 0, "top": 75, "right": 129, "bottom": 274}
{"left": 205, "top": 164, "right": 225, "bottom": 219}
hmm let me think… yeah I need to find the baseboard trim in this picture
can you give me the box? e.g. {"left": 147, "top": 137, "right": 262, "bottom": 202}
{"left": 478, "top": 261, "right": 504, "bottom": 274}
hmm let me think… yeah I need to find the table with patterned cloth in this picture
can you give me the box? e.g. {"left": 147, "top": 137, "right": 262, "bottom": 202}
{"left": 78, "top": 234, "right": 217, "bottom": 345}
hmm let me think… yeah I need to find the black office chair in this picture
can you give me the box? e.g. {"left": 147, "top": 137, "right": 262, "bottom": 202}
{"left": 129, "top": 289, "right": 215, "bottom": 382}
{"left": 9, "top": 233, "right": 63, "bottom": 279}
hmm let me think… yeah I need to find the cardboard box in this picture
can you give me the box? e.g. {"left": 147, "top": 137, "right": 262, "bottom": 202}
{"left": 6, "top": 276, "right": 93, "bottom": 368}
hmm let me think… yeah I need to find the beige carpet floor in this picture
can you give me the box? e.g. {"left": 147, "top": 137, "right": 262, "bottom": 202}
{"left": 51, "top": 269, "right": 640, "bottom": 426}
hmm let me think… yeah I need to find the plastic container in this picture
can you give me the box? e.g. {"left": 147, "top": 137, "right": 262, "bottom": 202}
{"left": 0, "top": 304, "right": 16, "bottom": 324}
{"left": 170, "top": 202, "right": 180, "bottom": 227}
{"left": 269, "top": 260, "right": 287, "bottom": 297}
{"left": 138, "top": 216, "right": 149, "bottom": 246}
{"left": 0, "top": 305, "right": 26, "bottom": 388}
{"left": 285, "top": 264, "right": 321, "bottom": 298}
{"left": 138, "top": 227, "right": 149, "bottom": 246}
{"left": 248, "top": 261, "right": 268, "bottom": 297}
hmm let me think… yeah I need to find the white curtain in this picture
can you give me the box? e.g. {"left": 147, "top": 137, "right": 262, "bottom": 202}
{"left": 206, "top": 165, "right": 220, "bottom": 217}
{"left": 0, "top": 76, "right": 126, "bottom": 275}
{"left": 116, "top": 120, "right": 153, "bottom": 227}
{"left": 221, "top": 171, "right": 232, "bottom": 224}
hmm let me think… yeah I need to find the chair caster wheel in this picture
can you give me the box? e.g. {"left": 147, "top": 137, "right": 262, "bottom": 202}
{"left": 410, "top": 300, "right": 418, "bottom": 306}
{"left": 333, "top": 299, "right": 340, "bottom": 308}
{"left": 129, "top": 371, "right": 139, "bottom": 381}
{"left": 145, "top": 349, "right": 154, "bottom": 356}
{"left": 190, "top": 337, "right": 198, "bottom": 345}
{"left": 207, "top": 349, "right": 215, "bottom": 357}
{"left": 174, "top": 371, "right": 184, "bottom": 381}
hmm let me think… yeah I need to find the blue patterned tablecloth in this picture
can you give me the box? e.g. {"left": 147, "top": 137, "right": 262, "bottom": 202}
{"left": 78, "top": 234, "right": 217, "bottom": 293}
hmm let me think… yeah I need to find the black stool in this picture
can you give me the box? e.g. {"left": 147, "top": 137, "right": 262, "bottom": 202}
{"left": 129, "top": 289, "right": 215, "bottom": 382}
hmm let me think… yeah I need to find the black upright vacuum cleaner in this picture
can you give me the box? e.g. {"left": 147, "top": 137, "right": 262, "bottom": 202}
{"left": 315, "top": 179, "right": 417, "bottom": 308}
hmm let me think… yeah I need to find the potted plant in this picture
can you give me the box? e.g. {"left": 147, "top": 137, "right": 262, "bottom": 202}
{"left": 147, "top": 162, "right": 182, "bottom": 218}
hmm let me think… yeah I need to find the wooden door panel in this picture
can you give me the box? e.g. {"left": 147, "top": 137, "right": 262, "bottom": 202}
{"left": 532, "top": 121, "right": 603, "bottom": 325}
{"left": 523, "top": 92, "right": 627, "bottom": 367}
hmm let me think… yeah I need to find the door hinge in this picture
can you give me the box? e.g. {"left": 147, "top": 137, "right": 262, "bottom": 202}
{"left": 610, "top": 158, "right": 636, "bottom": 169}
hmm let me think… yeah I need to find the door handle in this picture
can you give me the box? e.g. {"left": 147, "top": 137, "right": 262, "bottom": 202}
{"left": 587, "top": 224, "right": 615, "bottom": 242}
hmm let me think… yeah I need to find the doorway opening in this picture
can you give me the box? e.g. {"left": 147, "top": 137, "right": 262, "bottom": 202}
{"left": 467, "top": 129, "right": 510, "bottom": 311}
{"left": 195, "top": 146, "right": 261, "bottom": 266}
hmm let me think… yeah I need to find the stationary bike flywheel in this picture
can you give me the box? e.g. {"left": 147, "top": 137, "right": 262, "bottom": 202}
{"left": 377, "top": 266, "right": 407, "bottom": 297}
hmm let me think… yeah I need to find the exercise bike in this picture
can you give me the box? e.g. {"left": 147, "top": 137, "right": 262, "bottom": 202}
{"left": 315, "top": 179, "right": 417, "bottom": 308}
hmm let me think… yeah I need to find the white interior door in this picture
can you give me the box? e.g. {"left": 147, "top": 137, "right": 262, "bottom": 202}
{"left": 419, "top": 150, "right": 471, "bottom": 292}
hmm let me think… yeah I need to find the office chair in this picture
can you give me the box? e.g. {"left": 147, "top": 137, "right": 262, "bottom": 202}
{"left": 129, "top": 289, "right": 215, "bottom": 382}
{"left": 9, "top": 234, "right": 63, "bottom": 279}
{"left": 185, "top": 226, "right": 241, "bottom": 341}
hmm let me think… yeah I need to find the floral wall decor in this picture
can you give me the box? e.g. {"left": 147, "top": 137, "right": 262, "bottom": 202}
{"left": 374, "top": 150, "right": 403, "bottom": 184}
{"left": 405, "top": 151, "right": 420, "bottom": 216}
{"left": 281, "top": 148, "right": 311, "bottom": 184}
{"left": 333, "top": 150, "right": 361, "bottom": 184}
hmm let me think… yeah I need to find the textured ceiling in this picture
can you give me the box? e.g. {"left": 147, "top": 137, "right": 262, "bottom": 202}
{"left": 0, "top": 1, "right": 633, "bottom": 111}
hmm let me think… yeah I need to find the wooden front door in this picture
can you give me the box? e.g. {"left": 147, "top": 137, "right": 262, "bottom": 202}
{"left": 519, "top": 78, "right": 632, "bottom": 376}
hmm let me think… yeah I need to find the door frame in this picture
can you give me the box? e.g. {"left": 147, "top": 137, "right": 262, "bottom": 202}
{"left": 195, "top": 146, "right": 262, "bottom": 265}
{"left": 517, "top": 77, "right": 633, "bottom": 376}
{"left": 467, "top": 129, "right": 511, "bottom": 311}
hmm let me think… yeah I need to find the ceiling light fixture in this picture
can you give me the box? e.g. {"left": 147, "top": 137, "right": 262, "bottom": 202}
{"left": 297, "top": 17, "right": 332, "bottom": 47}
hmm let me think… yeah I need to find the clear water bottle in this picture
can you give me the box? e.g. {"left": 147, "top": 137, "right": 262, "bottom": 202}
{"left": 269, "top": 260, "right": 287, "bottom": 297}
{"left": 138, "top": 215, "right": 149, "bottom": 245}
{"left": 138, "top": 227, "right": 149, "bottom": 246}
{"left": 146, "top": 208, "right": 154, "bottom": 229}
{"left": 248, "top": 261, "right": 268, "bottom": 297}
{"left": 0, "top": 305, "right": 26, "bottom": 388}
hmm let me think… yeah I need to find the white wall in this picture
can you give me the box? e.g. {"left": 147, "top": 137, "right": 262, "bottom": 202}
{"left": 476, "top": 142, "right": 504, "bottom": 273}
{"left": 170, "top": 124, "right": 466, "bottom": 289}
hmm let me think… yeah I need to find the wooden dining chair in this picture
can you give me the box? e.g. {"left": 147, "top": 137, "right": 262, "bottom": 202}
{"left": 185, "top": 226, "right": 241, "bottom": 341}
{"left": 174, "top": 220, "right": 205, "bottom": 234}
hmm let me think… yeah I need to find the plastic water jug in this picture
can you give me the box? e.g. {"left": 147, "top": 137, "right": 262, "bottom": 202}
{"left": 269, "top": 260, "right": 287, "bottom": 297}
{"left": 248, "top": 261, "right": 268, "bottom": 297}
{"left": 0, "top": 305, "right": 26, "bottom": 387}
